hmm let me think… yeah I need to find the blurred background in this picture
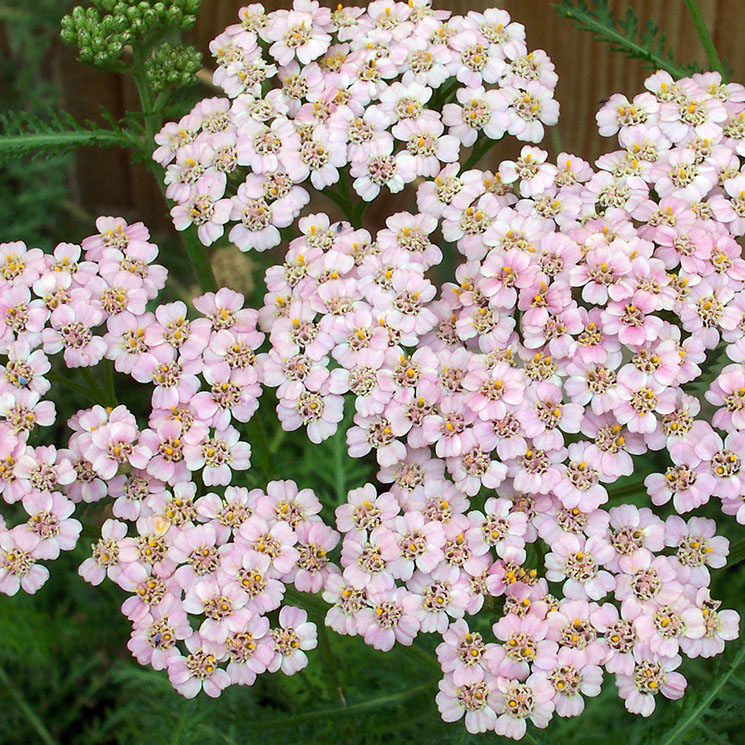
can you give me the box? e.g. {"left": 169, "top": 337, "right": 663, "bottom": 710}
{"left": 1, "top": 2, "right": 745, "bottom": 744}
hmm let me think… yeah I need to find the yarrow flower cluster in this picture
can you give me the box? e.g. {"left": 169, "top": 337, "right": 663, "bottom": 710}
{"left": 156, "top": 0, "right": 559, "bottom": 247}
{"left": 251, "top": 65, "right": 744, "bottom": 738}
{"left": 0, "top": 217, "right": 343, "bottom": 695}
{"left": 2, "top": 0, "right": 745, "bottom": 740}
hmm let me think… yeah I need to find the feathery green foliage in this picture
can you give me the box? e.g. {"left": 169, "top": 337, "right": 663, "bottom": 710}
{"left": 554, "top": 0, "right": 700, "bottom": 79}
{"left": 0, "top": 110, "right": 133, "bottom": 165}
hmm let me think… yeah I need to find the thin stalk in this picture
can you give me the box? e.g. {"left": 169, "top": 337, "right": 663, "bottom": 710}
{"left": 182, "top": 227, "right": 218, "bottom": 292}
{"left": 659, "top": 638, "right": 745, "bottom": 745}
{"left": 103, "top": 361, "right": 116, "bottom": 405}
{"left": 46, "top": 372, "right": 99, "bottom": 403}
{"left": 606, "top": 479, "right": 646, "bottom": 501}
{"left": 241, "top": 681, "right": 435, "bottom": 727}
{"left": 316, "top": 621, "right": 346, "bottom": 705}
{"left": 462, "top": 136, "right": 499, "bottom": 171}
{"left": 131, "top": 42, "right": 217, "bottom": 292}
{"left": 131, "top": 46, "right": 158, "bottom": 158}
{"left": 0, "top": 663, "right": 59, "bottom": 745}
{"left": 268, "top": 422, "right": 287, "bottom": 455}
{"left": 683, "top": 0, "right": 727, "bottom": 79}
{"left": 80, "top": 368, "right": 111, "bottom": 407}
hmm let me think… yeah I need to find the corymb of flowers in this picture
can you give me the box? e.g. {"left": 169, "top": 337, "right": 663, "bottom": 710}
{"left": 2, "top": 0, "right": 745, "bottom": 739}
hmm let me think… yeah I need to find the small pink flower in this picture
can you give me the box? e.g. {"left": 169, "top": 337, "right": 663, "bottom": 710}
{"left": 267, "top": 605, "right": 317, "bottom": 675}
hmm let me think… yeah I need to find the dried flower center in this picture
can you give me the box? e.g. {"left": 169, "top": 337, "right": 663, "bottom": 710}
{"left": 560, "top": 618, "right": 597, "bottom": 649}
{"left": 147, "top": 618, "right": 176, "bottom": 649}
{"left": 297, "top": 543, "right": 328, "bottom": 574}
{"left": 164, "top": 494, "right": 196, "bottom": 525}
{"left": 297, "top": 391, "right": 325, "bottom": 424}
{"left": 2, "top": 547, "right": 35, "bottom": 576}
{"left": 92, "top": 537, "right": 119, "bottom": 567}
{"left": 630, "top": 567, "right": 662, "bottom": 601}
{"left": 610, "top": 526, "right": 645, "bottom": 555}
{"left": 226, "top": 631, "right": 258, "bottom": 662}
{"left": 549, "top": 664, "right": 583, "bottom": 696}
{"left": 711, "top": 449, "right": 741, "bottom": 478}
{"left": 27, "top": 510, "right": 59, "bottom": 539}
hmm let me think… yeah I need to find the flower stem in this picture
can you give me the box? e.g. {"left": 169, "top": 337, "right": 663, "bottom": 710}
{"left": 462, "top": 136, "right": 499, "bottom": 171}
{"left": 0, "top": 663, "right": 59, "bottom": 745}
{"left": 316, "top": 620, "right": 346, "bottom": 704}
{"left": 130, "top": 41, "right": 217, "bottom": 293}
{"left": 182, "top": 227, "right": 217, "bottom": 292}
{"left": 659, "top": 635, "right": 745, "bottom": 745}
{"left": 47, "top": 372, "right": 99, "bottom": 403}
{"left": 683, "top": 0, "right": 727, "bottom": 79}
{"left": 81, "top": 367, "right": 114, "bottom": 407}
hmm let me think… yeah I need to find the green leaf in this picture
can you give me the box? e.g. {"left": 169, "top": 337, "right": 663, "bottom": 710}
{"left": 554, "top": 0, "right": 699, "bottom": 78}
{"left": 0, "top": 109, "right": 134, "bottom": 164}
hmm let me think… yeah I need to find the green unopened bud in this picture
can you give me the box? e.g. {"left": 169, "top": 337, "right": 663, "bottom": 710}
{"left": 145, "top": 42, "right": 202, "bottom": 92}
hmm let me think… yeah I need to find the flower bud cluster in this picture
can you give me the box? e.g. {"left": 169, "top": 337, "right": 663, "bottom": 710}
{"left": 61, "top": 0, "right": 201, "bottom": 68}
{"left": 146, "top": 42, "right": 203, "bottom": 92}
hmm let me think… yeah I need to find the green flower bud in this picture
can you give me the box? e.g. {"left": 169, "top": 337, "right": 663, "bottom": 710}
{"left": 145, "top": 42, "right": 202, "bottom": 92}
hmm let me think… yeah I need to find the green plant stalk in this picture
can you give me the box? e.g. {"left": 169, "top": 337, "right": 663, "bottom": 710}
{"left": 316, "top": 619, "right": 346, "bottom": 704}
{"left": 605, "top": 479, "right": 647, "bottom": 501}
{"left": 683, "top": 0, "right": 727, "bottom": 79}
{"left": 103, "top": 360, "right": 116, "bottom": 405}
{"left": 462, "top": 136, "right": 499, "bottom": 171}
{"left": 233, "top": 680, "right": 436, "bottom": 727}
{"left": 46, "top": 372, "right": 99, "bottom": 403}
{"left": 181, "top": 227, "right": 218, "bottom": 292}
{"left": 80, "top": 367, "right": 113, "bottom": 407}
{"left": 0, "top": 663, "right": 59, "bottom": 745}
{"left": 658, "top": 637, "right": 745, "bottom": 745}
{"left": 131, "top": 42, "right": 217, "bottom": 293}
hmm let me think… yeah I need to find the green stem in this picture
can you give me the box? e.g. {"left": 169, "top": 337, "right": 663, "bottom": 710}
{"left": 103, "top": 360, "right": 116, "bottom": 405}
{"left": 0, "top": 127, "right": 132, "bottom": 163}
{"left": 606, "top": 479, "right": 647, "bottom": 501}
{"left": 182, "top": 227, "right": 217, "bottom": 292}
{"left": 268, "top": 422, "right": 287, "bottom": 455}
{"left": 317, "top": 621, "right": 346, "bottom": 704}
{"left": 659, "top": 637, "right": 745, "bottom": 745}
{"left": 130, "top": 42, "right": 217, "bottom": 293}
{"left": 462, "top": 136, "right": 499, "bottom": 171}
{"left": 131, "top": 46, "right": 157, "bottom": 158}
{"left": 46, "top": 372, "right": 99, "bottom": 404}
{"left": 683, "top": 0, "right": 727, "bottom": 79}
{"left": 237, "top": 681, "right": 435, "bottom": 727}
{"left": 727, "top": 536, "right": 745, "bottom": 567}
{"left": 80, "top": 368, "right": 112, "bottom": 407}
{"left": 0, "top": 663, "right": 59, "bottom": 745}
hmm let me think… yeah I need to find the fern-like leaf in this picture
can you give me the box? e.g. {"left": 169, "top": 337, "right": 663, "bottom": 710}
{"left": 554, "top": 0, "right": 699, "bottom": 79}
{"left": 0, "top": 109, "right": 134, "bottom": 165}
